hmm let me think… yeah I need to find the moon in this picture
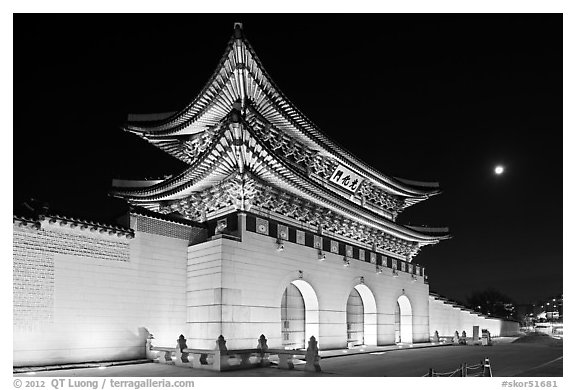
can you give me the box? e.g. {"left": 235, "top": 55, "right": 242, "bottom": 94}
{"left": 494, "top": 165, "right": 504, "bottom": 175}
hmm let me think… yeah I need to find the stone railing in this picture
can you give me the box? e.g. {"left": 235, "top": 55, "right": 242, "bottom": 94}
{"left": 147, "top": 334, "right": 321, "bottom": 372}
{"left": 431, "top": 329, "right": 493, "bottom": 346}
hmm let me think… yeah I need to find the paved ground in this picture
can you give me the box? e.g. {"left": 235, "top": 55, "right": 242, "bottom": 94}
{"left": 15, "top": 334, "right": 562, "bottom": 377}
{"left": 318, "top": 335, "right": 562, "bottom": 377}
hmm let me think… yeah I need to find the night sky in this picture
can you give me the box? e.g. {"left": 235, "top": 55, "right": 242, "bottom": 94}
{"left": 13, "top": 14, "right": 562, "bottom": 304}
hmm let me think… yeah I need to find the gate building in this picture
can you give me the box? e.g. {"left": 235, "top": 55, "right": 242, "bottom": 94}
{"left": 13, "top": 24, "right": 518, "bottom": 366}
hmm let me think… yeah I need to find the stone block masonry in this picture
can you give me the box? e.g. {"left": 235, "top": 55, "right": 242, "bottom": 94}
{"left": 13, "top": 214, "right": 192, "bottom": 367}
{"left": 186, "top": 213, "right": 432, "bottom": 350}
{"left": 428, "top": 295, "right": 519, "bottom": 338}
{"left": 13, "top": 210, "right": 518, "bottom": 367}
{"left": 13, "top": 223, "right": 130, "bottom": 332}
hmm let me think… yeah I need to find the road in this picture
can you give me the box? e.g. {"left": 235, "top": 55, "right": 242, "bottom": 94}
{"left": 318, "top": 336, "right": 562, "bottom": 377}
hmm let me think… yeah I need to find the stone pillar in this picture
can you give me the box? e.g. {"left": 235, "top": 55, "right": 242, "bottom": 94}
{"left": 145, "top": 337, "right": 156, "bottom": 360}
{"left": 304, "top": 336, "right": 321, "bottom": 372}
{"left": 473, "top": 326, "right": 480, "bottom": 342}
{"left": 174, "top": 335, "right": 191, "bottom": 366}
{"left": 257, "top": 334, "right": 270, "bottom": 366}
{"left": 213, "top": 335, "right": 228, "bottom": 371}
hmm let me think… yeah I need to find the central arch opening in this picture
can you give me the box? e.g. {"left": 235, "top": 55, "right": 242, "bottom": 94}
{"left": 280, "top": 280, "right": 320, "bottom": 349}
{"left": 345, "top": 284, "right": 378, "bottom": 346}
{"left": 346, "top": 289, "right": 364, "bottom": 346}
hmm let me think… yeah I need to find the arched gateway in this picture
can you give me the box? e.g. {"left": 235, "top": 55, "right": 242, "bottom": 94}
{"left": 281, "top": 280, "right": 320, "bottom": 349}
{"left": 395, "top": 295, "right": 413, "bottom": 344}
{"left": 346, "top": 284, "right": 378, "bottom": 346}
{"left": 96, "top": 23, "right": 451, "bottom": 359}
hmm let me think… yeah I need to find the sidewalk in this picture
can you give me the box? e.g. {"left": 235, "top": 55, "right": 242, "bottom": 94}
{"left": 14, "top": 337, "right": 520, "bottom": 376}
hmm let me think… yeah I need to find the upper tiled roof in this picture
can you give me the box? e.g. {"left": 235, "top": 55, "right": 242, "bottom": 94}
{"left": 122, "top": 23, "right": 441, "bottom": 200}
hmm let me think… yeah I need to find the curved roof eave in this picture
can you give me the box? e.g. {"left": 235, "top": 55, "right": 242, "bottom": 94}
{"left": 113, "top": 126, "right": 448, "bottom": 243}
{"left": 122, "top": 37, "right": 237, "bottom": 136}
{"left": 110, "top": 127, "right": 232, "bottom": 199}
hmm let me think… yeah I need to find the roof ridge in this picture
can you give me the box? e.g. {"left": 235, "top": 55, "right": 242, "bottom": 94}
{"left": 14, "top": 213, "right": 134, "bottom": 234}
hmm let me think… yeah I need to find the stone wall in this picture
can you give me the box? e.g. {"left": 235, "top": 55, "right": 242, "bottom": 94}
{"left": 428, "top": 296, "right": 519, "bottom": 338}
{"left": 14, "top": 209, "right": 518, "bottom": 366}
{"left": 186, "top": 214, "right": 431, "bottom": 350}
{"left": 13, "top": 215, "right": 191, "bottom": 367}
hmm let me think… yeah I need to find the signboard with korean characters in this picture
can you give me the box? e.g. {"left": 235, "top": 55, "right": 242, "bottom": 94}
{"left": 329, "top": 165, "right": 364, "bottom": 192}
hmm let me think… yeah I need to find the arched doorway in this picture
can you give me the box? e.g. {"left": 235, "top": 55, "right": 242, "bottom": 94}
{"left": 346, "top": 289, "right": 364, "bottom": 346}
{"left": 345, "top": 284, "right": 378, "bottom": 346}
{"left": 281, "top": 283, "right": 305, "bottom": 349}
{"left": 395, "top": 295, "right": 413, "bottom": 344}
{"left": 280, "top": 279, "right": 320, "bottom": 349}
{"left": 394, "top": 302, "right": 401, "bottom": 342}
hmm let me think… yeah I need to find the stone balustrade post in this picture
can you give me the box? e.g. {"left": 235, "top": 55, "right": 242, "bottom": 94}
{"left": 214, "top": 335, "right": 228, "bottom": 371}
{"left": 145, "top": 337, "right": 156, "bottom": 360}
{"left": 174, "top": 335, "right": 192, "bottom": 367}
{"left": 304, "top": 335, "right": 321, "bottom": 372}
{"left": 257, "top": 334, "right": 270, "bottom": 366}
